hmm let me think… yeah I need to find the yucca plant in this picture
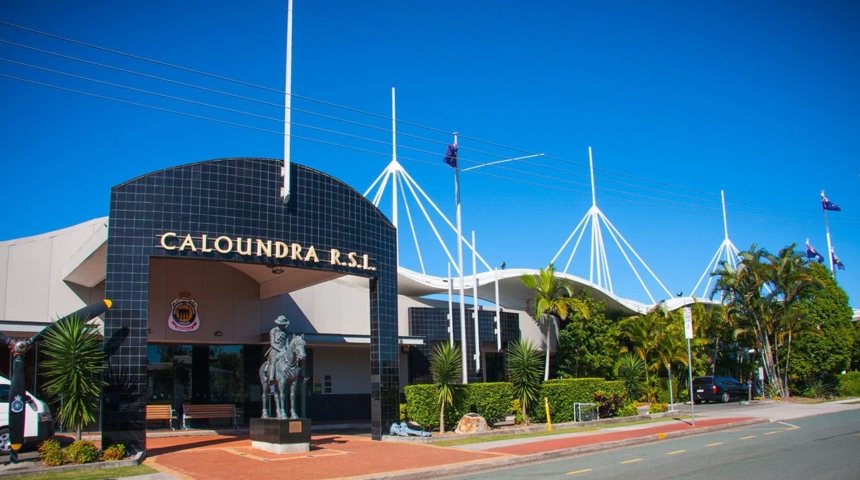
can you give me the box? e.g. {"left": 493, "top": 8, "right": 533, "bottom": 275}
{"left": 429, "top": 342, "right": 461, "bottom": 434}
{"left": 617, "top": 353, "right": 646, "bottom": 403}
{"left": 40, "top": 315, "right": 105, "bottom": 440}
{"left": 506, "top": 339, "right": 544, "bottom": 423}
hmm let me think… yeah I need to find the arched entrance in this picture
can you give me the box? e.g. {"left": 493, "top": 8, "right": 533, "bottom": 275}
{"left": 102, "top": 158, "right": 398, "bottom": 453}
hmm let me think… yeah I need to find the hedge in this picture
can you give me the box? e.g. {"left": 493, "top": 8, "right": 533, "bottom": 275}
{"left": 403, "top": 382, "right": 513, "bottom": 431}
{"left": 838, "top": 371, "right": 860, "bottom": 397}
{"left": 529, "top": 378, "right": 625, "bottom": 423}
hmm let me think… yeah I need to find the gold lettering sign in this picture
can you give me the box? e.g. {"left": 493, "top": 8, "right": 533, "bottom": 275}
{"left": 156, "top": 233, "right": 376, "bottom": 271}
{"left": 289, "top": 421, "right": 302, "bottom": 433}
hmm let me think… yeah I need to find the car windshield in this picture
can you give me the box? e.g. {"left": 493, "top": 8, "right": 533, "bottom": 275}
{"left": 692, "top": 378, "right": 713, "bottom": 386}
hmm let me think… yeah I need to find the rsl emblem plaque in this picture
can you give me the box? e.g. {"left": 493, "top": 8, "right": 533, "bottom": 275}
{"left": 168, "top": 292, "right": 200, "bottom": 332}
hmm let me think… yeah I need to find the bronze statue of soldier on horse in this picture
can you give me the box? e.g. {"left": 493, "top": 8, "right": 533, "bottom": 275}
{"left": 259, "top": 315, "right": 306, "bottom": 419}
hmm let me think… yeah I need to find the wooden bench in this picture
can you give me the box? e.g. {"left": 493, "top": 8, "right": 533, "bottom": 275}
{"left": 182, "top": 403, "right": 237, "bottom": 430}
{"left": 145, "top": 404, "right": 176, "bottom": 430}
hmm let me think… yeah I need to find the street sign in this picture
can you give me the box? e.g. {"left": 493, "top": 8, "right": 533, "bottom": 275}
{"left": 683, "top": 307, "right": 693, "bottom": 339}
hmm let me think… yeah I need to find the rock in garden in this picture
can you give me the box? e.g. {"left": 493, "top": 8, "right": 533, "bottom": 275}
{"left": 455, "top": 413, "right": 490, "bottom": 434}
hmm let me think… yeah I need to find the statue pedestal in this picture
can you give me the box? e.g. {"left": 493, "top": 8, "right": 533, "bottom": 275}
{"left": 250, "top": 418, "right": 312, "bottom": 454}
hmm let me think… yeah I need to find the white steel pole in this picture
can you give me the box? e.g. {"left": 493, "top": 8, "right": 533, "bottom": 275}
{"left": 454, "top": 133, "right": 468, "bottom": 383}
{"left": 472, "top": 230, "right": 480, "bottom": 373}
{"left": 281, "top": 0, "right": 294, "bottom": 202}
{"left": 494, "top": 266, "right": 502, "bottom": 351}
{"left": 448, "top": 262, "right": 454, "bottom": 347}
{"left": 588, "top": 146, "right": 597, "bottom": 208}
{"left": 721, "top": 190, "right": 730, "bottom": 241}
{"left": 391, "top": 88, "right": 399, "bottom": 264}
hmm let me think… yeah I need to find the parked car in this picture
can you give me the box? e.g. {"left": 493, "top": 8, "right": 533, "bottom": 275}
{"left": 693, "top": 376, "right": 750, "bottom": 404}
{"left": 0, "top": 375, "right": 54, "bottom": 455}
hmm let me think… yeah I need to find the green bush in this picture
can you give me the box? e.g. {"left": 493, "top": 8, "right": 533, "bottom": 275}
{"left": 529, "top": 378, "right": 626, "bottom": 423}
{"left": 404, "top": 382, "right": 513, "bottom": 431}
{"left": 511, "top": 399, "right": 524, "bottom": 424}
{"left": 65, "top": 440, "right": 99, "bottom": 464}
{"left": 648, "top": 402, "right": 669, "bottom": 414}
{"left": 38, "top": 439, "right": 65, "bottom": 466}
{"left": 102, "top": 443, "right": 126, "bottom": 461}
{"left": 838, "top": 372, "right": 860, "bottom": 397}
{"left": 617, "top": 402, "right": 638, "bottom": 417}
{"left": 399, "top": 403, "right": 408, "bottom": 421}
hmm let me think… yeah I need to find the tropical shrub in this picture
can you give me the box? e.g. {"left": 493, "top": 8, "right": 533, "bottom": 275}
{"left": 506, "top": 339, "right": 544, "bottom": 422}
{"left": 617, "top": 353, "right": 646, "bottom": 402}
{"left": 41, "top": 314, "right": 106, "bottom": 439}
{"left": 838, "top": 372, "right": 860, "bottom": 397}
{"left": 38, "top": 439, "right": 65, "bottom": 466}
{"left": 648, "top": 403, "right": 669, "bottom": 414}
{"left": 430, "top": 342, "right": 462, "bottom": 433}
{"left": 593, "top": 390, "right": 627, "bottom": 418}
{"left": 399, "top": 403, "right": 408, "bottom": 421}
{"left": 617, "top": 403, "right": 639, "bottom": 417}
{"left": 65, "top": 440, "right": 99, "bottom": 464}
{"left": 102, "top": 443, "right": 126, "bottom": 461}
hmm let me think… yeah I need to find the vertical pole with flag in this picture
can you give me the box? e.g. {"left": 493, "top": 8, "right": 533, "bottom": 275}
{"left": 820, "top": 191, "right": 841, "bottom": 273}
{"left": 445, "top": 134, "right": 468, "bottom": 383}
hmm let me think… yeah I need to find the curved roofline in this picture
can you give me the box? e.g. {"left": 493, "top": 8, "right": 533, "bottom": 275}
{"left": 397, "top": 266, "right": 719, "bottom": 316}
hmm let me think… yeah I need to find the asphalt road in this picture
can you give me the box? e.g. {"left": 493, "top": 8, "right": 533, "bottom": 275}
{"left": 456, "top": 409, "right": 860, "bottom": 480}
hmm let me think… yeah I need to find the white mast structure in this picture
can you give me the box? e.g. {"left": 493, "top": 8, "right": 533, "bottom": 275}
{"left": 280, "top": 0, "right": 294, "bottom": 202}
{"left": 363, "top": 91, "right": 509, "bottom": 382}
{"left": 690, "top": 190, "right": 741, "bottom": 299}
{"left": 550, "top": 146, "right": 673, "bottom": 303}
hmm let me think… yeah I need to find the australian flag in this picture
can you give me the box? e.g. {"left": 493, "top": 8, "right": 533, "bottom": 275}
{"left": 832, "top": 249, "right": 845, "bottom": 270}
{"left": 806, "top": 243, "right": 824, "bottom": 263}
{"left": 443, "top": 144, "right": 458, "bottom": 169}
{"left": 821, "top": 192, "right": 841, "bottom": 212}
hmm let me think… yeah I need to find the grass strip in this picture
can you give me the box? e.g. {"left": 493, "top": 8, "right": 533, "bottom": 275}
{"left": 7, "top": 464, "right": 155, "bottom": 480}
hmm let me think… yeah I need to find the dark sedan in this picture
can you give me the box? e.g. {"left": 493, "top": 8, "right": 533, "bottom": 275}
{"left": 693, "top": 376, "right": 750, "bottom": 403}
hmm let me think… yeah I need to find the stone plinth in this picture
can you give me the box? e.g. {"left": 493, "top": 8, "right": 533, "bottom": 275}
{"left": 455, "top": 413, "right": 490, "bottom": 434}
{"left": 250, "top": 418, "right": 312, "bottom": 453}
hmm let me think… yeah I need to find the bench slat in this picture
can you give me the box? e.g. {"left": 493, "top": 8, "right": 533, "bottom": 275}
{"left": 182, "top": 404, "right": 237, "bottom": 430}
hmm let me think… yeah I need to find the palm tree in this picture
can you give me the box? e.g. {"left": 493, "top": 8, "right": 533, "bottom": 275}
{"left": 521, "top": 264, "right": 588, "bottom": 380}
{"left": 40, "top": 315, "right": 105, "bottom": 440}
{"left": 505, "top": 339, "right": 544, "bottom": 422}
{"left": 429, "top": 342, "right": 461, "bottom": 434}
{"left": 620, "top": 307, "right": 664, "bottom": 401}
{"left": 653, "top": 314, "right": 689, "bottom": 406}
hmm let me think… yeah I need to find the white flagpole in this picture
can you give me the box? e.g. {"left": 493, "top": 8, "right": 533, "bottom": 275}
{"left": 494, "top": 266, "right": 501, "bottom": 351}
{"left": 472, "top": 230, "right": 480, "bottom": 373}
{"left": 454, "top": 133, "right": 468, "bottom": 383}
{"left": 391, "top": 87, "right": 399, "bottom": 265}
{"left": 448, "top": 262, "right": 454, "bottom": 347}
{"left": 822, "top": 191, "right": 834, "bottom": 272}
{"left": 281, "top": 0, "right": 294, "bottom": 202}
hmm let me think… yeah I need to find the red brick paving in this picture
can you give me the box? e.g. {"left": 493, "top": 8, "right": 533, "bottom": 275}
{"left": 144, "top": 417, "right": 756, "bottom": 479}
{"left": 147, "top": 433, "right": 504, "bottom": 480}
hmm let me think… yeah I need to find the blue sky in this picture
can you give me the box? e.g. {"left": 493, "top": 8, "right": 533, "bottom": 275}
{"left": 1, "top": 0, "right": 858, "bottom": 307}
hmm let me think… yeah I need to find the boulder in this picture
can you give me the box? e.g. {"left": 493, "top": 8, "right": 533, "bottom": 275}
{"left": 455, "top": 413, "right": 490, "bottom": 434}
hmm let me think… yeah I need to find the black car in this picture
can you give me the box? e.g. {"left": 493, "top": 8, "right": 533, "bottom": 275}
{"left": 692, "top": 376, "right": 749, "bottom": 403}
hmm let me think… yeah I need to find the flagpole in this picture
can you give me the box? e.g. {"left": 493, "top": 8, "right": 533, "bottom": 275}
{"left": 822, "top": 191, "right": 834, "bottom": 273}
{"left": 472, "top": 230, "right": 480, "bottom": 374}
{"left": 454, "top": 132, "right": 468, "bottom": 383}
{"left": 281, "top": 0, "right": 294, "bottom": 202}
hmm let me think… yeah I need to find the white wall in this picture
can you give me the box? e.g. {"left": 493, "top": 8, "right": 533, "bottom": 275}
{"left": 311, "top": 346, "right": 370, "bottom": 394}
{"left": 0, "top": 218, "right": 106, "bottom": 327}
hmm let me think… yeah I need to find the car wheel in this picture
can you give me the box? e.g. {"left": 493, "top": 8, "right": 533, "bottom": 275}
{"left": 721, "top": 392, "right": 730, "bottom": 403}
{"left": 0, "top": 427, "right": 10, "bottom": 455}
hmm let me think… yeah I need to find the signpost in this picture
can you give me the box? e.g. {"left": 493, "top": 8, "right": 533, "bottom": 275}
{"left": 683, "top": 307, "right": 695, "bottom": 426}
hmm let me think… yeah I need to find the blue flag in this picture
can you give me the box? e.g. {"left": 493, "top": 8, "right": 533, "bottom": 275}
{"left": 806, "top": 243, "right": 824, "bottom": 263}
{"left": 821, "top": 192, "right": 841, "bottom": 212}
{"left": 832, "top": 249, "right": 845, "bottom": 270}
{"left": 444, "top": 144, "right": 458, "bottom": 169}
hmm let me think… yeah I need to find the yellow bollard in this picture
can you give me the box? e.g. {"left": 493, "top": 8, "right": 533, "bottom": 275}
{"left": 544, "top": 397, "right": 553, "bottom": 432}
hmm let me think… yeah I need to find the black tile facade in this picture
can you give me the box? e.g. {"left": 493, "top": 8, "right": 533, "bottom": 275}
{"left": 103, "top": 158, "right": 398, "bottom": 452}
{"left": 408, "top": 307, "right": 520, "bottom": 383}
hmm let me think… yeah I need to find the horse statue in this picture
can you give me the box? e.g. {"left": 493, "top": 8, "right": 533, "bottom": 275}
{"left": 259, "top": 334, "right": 307, "bottom": 419}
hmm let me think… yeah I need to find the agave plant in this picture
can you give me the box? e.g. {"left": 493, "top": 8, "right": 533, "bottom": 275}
{"left": 40, "top": 315, "right": 106, "bottom": 440}
{"left": 617, "top": 353, "right": 646, "bottom": 403}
